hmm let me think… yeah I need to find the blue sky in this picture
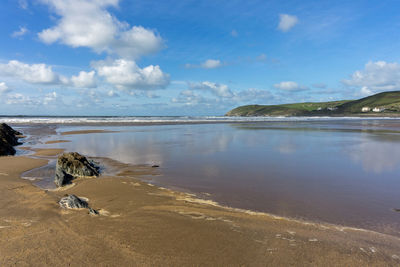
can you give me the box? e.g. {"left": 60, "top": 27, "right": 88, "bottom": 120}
{"left": 0, "top": 0, "right": 400, "bottom": 116}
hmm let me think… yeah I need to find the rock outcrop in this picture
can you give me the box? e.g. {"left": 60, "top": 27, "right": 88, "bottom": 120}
{"left": 0, "top": 123, "right": 22, "bottom": 156}
{"left": 54, "top": 152, "right": 99, "bottom": 187}
{"left": 59, "top": 194, "right": 98, "bottom": 215}
{"left": 54, "top": 167, "right": 74, "bottom": 187}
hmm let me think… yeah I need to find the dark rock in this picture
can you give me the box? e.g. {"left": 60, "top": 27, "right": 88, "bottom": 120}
{"left": 0, "top": 123, "right": 22, "bottom": 156}
{"left": 57, "top": 152, "right": 99, "bottom": 177}
{"left": 0, "top": 141, "right": 15, "bottom": 156}
{"left": 0, "top": 123, "right": 22, "bottom": 137}
{"left": 54, "top": 152, "right": 99, "bottom": 187}
{"left": 151, "top": 164, "right": 160, "bottom": 168}
{"left": 88, "top": 208, "right": 99, "bottom": 215}
{"left": 54, "top": 167, "right": 74, "bottom": 187}
{"left": 59, "top": 194, "right": 98, "bottom": 215}
{"left": 59, "top": 194, "right": 89, "bottom": 209}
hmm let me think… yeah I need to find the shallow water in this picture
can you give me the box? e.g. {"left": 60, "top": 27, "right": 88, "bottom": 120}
{"left": 22, "top": 119, "right": 400, "bottom": 236}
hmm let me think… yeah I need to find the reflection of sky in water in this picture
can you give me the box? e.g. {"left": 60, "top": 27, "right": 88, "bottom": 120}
{"left": 347, "top": 133, "right": 400, "bottom": 173}
{"left": 35, "top": 120, "right": 400, "bottom": 236}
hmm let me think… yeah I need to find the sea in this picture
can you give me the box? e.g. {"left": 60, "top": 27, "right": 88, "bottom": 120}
{"left": 3, "top": 115, "right": 400, "bottom": 236}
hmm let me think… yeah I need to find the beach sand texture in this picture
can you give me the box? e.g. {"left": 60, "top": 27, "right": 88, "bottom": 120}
{"left": 0, "top": 133, "right": 400, "bottom": 266}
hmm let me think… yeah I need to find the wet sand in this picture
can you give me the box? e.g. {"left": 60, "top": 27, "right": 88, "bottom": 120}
{"left": 45, "top": 140, "right": 70, "bottom": 144}
{"left": 0, "top": 146, "right": 399, "bottom": 266}
{"left": 60, "top": 130, "right": 116, "bottom": 135}
{"left": 33, "top": 148, "right": 65, "bottom": 157}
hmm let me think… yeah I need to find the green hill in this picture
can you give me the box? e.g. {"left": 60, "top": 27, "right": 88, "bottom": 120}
{"left": 226, "top": 91, "right": 400, "bottom": 116}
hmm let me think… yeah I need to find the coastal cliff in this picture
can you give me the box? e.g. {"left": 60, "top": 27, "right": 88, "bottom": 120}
{"left": 226, "top": 91, "right": 400, "bottom": 117}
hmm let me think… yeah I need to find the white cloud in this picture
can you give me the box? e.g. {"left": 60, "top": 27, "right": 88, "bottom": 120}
{"left": 38, "top": 0, "right": 117, "bottom": 49}
{"left": 273, "top": 81, "right": 308, "bottom": 91}
{"left": 278, "top": 14, "right": 298, "bottom": 32}
{"left": 5, "top": 93, "right": 38, "bottom": 106}
{"left": 0, "top": 60, "right": 61, "bottom": 84}
{"left": 0, "top": 60, "right": 101, "bottom": 88}
{"left": 0, "top": 82, "right": 10, "bottom": 95}
{"left": 43, "top": 91, "right": 59, "bottom": 105}
{"left": 107, "top": 90, "right": 119, "bottom": 97}
{"left": 4, "top": 91, "right": 62, "bottom": 106}
{"left": 71, "top": 71, "right": 97, "bottom": 88}
{"left": 175, "top": 81, "right": 272, "bottom": 107}
{"left": 360, "top": 86, "right": 373, "bottom": 96}
{"left": 172, "top": 90, "right": 210, "bottom": 106}
{"left": 112, "top": 26, "right": 163, "bottom": 58}
{"left": 18, "top": 0, "right": 28, "bottom": 9}
{"left": 86, "top": 89, "right": 104, "bottom": 103}
{"left": 93, "top": 59, "right": 170, "bottom": 91}
{"left": 185, "top": 59, "right": 223, "bottom": 69}
{"left": 12, "top": 26, "right": 29, "bottom": 38}
{"left": 342, "top": 61, "right": 400, "bottom": 96}
{"left": 202, "top": 59, "right": 222, "bottom": 69}
{"left": 38, "top": 0, "right": 162, "bottom": 59}
{"left": 190, "top": 81, "right": 234, "bottom": 98}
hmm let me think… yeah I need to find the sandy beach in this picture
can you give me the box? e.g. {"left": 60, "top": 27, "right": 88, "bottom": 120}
{"left": 0, "top": 128, "right": 398, "bottom": 266}
{"left": 2, "top": 0, "right": 400, "bottom": 264}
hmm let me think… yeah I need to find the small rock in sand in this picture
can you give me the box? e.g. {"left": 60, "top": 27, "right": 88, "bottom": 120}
{"left": 59, "top": 194, "right": 99, "bottom": 215}
{"left": 89, "top": 208, "right": 99, "bottom": 215}
{"left": 59, "top": 194, "right": 89, "bottom": 209}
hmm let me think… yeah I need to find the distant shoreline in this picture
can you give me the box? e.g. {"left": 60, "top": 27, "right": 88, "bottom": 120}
{"left": 226, "top": 91, "right": 400, "bottom": 117}
{"left": 0, "top": 115, "right": 400, "bottom": 127}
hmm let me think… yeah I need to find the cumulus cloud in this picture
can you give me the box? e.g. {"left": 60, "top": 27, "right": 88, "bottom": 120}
{"left": 202, "top": 59, "right": 222, "bottom": 69}
{"left": 0, "top": 60, "right": 101, "bottom": 88}
{"left": 342, "top": 61, "right": 400, "bottom": 96}
{"left": 185, "top": 59, "right": 223, "bottom": 69}
{"left": 273, "top": 81, "right": 308, "bottom": 91}
{"left": 43, "top": 91, "right": 59, "bottom": 105}
{"left": 190, "top": 81, "right": 233, "bottom": 98}
{"left": 172, "top": 90, "right": 211, "bottom": 106}
{"left": 12, "top": 26, "right": 29, "bottom": 38}
{"left": 0, "top": 82, "right": 10, "bottom": 95}
{"left": 38, "top": 0, "right": 162, "bottom": 59}
{"left": 278, "top": 14, "right": 298, "bottom": 32}
{"left": 174, "top": 81, "right": 272, "bottom": 107}
{"left": 112, "top": 26, "right": 163, "bottom": 58}
{"left": 71, "top": 71, "right": 97, "bottom": 88}
{"left": 93, "top": 59, "right": 170, "bottom": 91}
{"left": 0, "top": 60, "right": 61, "bottom": 84}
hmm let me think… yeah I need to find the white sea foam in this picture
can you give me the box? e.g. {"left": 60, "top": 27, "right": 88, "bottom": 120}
{"left": 0, "top": 116, "right": 397, "bottom": 125}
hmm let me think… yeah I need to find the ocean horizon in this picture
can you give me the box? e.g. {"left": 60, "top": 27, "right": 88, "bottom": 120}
{"left": 2, "top": 115, "right": 400, "bottom": 125}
